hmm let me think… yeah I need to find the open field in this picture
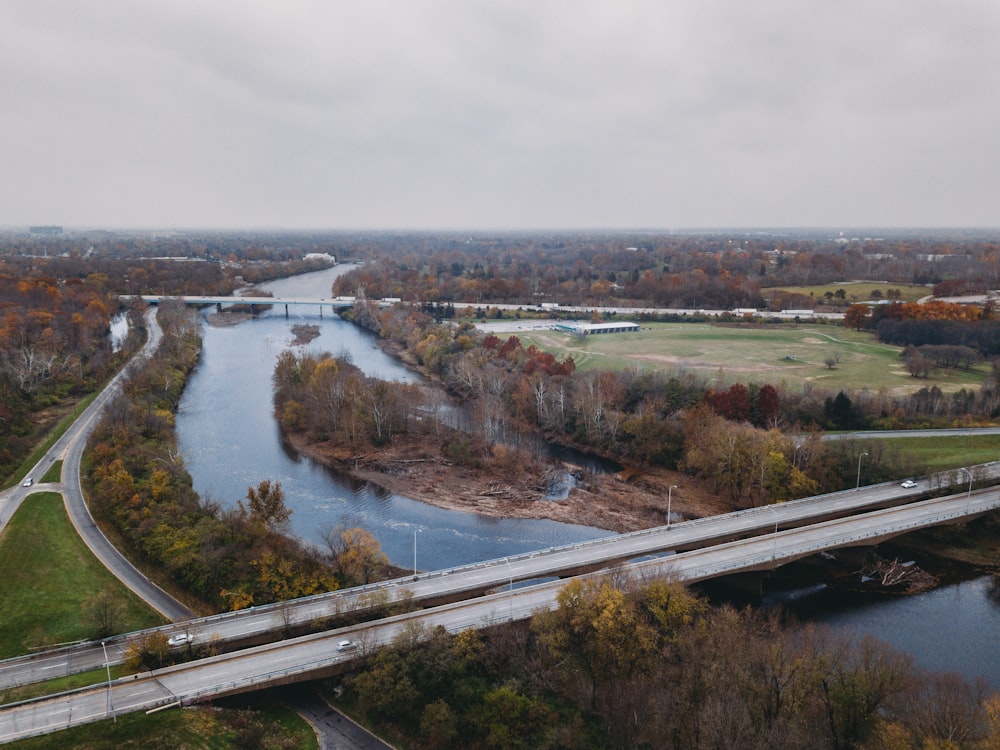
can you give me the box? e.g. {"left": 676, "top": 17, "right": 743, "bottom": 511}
{"left": 763, "top": 280, "right": 932, "bottom": 304}
{"left": 0, "top": 492, "right": 164, "bottom": 659}
{"left": 514, "top": 321, "right": 988, "bottom": 394}
{"left": 875, "top": 434, "right": 1000, "bottom": 474}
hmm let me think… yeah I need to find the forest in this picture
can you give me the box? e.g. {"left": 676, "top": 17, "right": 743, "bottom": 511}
{"left": 337, "top": 575, "right": 1000, "bottom": 750}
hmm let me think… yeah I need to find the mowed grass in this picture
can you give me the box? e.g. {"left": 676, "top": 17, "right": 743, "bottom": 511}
{"left": 764, "top": 280, "right": 932, "bottom": 303}
{"left": 5, "top": 698, "right": 318, "bottom": 750}
{"left": 0, "top": 492, "right": 164, "bottom": 658}
{"left": 516, "top": 322, "right": 988, "bottom": 393}
{"left": 876, "top": 434, "right": 1000, "bottom": 474}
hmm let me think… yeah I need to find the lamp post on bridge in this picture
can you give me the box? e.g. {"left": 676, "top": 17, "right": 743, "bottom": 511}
{"left": 101, "top": 641, "right": 115, "bottom": 723}
{"left": 667, "top": 485, "right": 678, "bottom": 530}
{"left": 504, "top": 557, "right": 514, "bottom": 621}
{"left": 856, "top": 451, "right": 868, "bottom": 490}
{"left": 413, "top": 528, "right": 422, "bottom": 581}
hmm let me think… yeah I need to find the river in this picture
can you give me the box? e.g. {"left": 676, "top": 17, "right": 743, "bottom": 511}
{"left": 174, "top": 265, "right": 1000, "bottom": 689}
{"left": 175, "top": 266, "right": 610, "bottom": 573}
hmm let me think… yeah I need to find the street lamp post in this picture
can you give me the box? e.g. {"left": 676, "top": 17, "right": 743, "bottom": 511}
{"left": 856, "top": 451, "right": 868, "bottom": 489}
{"left": 965, "top": 468, "right": 973, "bottom": 514}
{"left": 667, "top": 485, "right": 678, "bottom": 530}
{"left": 412, "top": 528, "right": 422, "bottom": 580}
{"left": 773, "top": 516, "right": 779, "bottom": 567}
{"left": 504, "top": 557, "right": 514, "bottom": 621}
{"left": 101, "top": 641, "right": 115, "bottom": 722}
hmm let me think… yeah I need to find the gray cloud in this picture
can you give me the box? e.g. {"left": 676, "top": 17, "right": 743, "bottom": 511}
{"left": 1, "top": 0, "right": 997, "bottom": 229}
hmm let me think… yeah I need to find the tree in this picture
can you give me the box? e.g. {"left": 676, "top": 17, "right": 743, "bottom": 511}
{"left": 240, "top": 480, "right": 292, "bottom": 534}
{"left": 844, "top": 304, "right": 871, "bottom": 331}
{"left": 327, "top": 526, "right": 389, "bottom": 585}
{"left": 420, "top": 699, "right": 458, "bottom": 748}
{"left": 816, "top": 634, "right": 912, "bottom": 750}
{"left": 82, "top": 589, "right": 126, "bottom": 639}
{"left": 124, "top": 632, "right": 171, "bottom": 672}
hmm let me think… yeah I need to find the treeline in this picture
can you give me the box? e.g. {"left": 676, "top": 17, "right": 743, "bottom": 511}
{"left": 339, "top": 575, "right": 1000, "bottom": 750}
{"left": 880, "top": 319, "right": 1000, "bottom": 359}
{"left": 845, "top": 300, "right": 1000, "bottom": 360}
{"left": 0, "top": 262, "right": 135, "bottom": 480}
{"left": 328, "top": 231, "right": 1000, "bottom": 310}
{"left": 85, "top": 302, "right": 389, "bottom": 612}
{"left": 0, "top": 229, "right": 347, "bottom": 264}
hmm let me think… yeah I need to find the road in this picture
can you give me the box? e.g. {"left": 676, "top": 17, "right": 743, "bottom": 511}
{"left": 2, "top": 485, "right": 998, "bottom": 743}
{"left": 138, "top": 293, "right": 845, "bottom": 322}
{"left": 0, "top": 309, "right": 192, "bottom": 624}
{"left": 5, "top": 464, "right": 991, "bottom": 692}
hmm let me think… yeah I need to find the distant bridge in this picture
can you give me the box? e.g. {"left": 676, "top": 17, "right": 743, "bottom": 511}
{"left": 138, "top": 294, "right": 367, "bottom": 317}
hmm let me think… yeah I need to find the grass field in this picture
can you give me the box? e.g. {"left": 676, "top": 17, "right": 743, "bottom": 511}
{"left": 515, "top": 321, "right": 987, "bottom": 394}
{"left": 764, "top": 280, "right": 931, "bottom": 303}
{"left": 876, "top": 434, "right": 1000, "bottom": 474}
{"left": 5, "top": 697, "right": 318, "bottom": 750}
{"left": 0, "top": 492, "right": 165, "bottom": 659}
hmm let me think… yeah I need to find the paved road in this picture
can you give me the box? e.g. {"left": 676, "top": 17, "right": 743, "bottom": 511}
{"left": 0, "top": 309, "right": 192, "bottom": 624}
{"left": 821, "top": 426, "right": 1000, "bottom": 441}
{"left": 3, "top": 486, "right": 998, "bottom": 743}
{"left": 279, "top": 687, "right": 395, "bottom": 750}
{"left": 4, "top": 462, "right": 998, "bottom": 692}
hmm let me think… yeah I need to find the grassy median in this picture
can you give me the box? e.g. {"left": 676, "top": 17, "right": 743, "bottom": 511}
{"left": 0, "top": 492, "right": 165, "bottom": 659}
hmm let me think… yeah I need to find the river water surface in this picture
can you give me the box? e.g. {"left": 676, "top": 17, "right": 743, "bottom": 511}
{"left": 174, "top": 266, "right": 1000, "bottom": 689}
{"left": 175, "top": 267, "right": 610, "bottom": 572}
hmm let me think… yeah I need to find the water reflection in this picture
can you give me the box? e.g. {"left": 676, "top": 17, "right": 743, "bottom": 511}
{"left": 175, "top": 267, "right": 609, "bottom": 572}
{"left": 765, "top": 575, "right": 1000, "bottom": 690}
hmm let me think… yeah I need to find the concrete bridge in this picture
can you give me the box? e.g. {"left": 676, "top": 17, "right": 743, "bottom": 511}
{"left": 138, "top": 293, "right": 365, "bottom": 317}
{"left": 2, "top": 484, "right": 998, "bottom": 742}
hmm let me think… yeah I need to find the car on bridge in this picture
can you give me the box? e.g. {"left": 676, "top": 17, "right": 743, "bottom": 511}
{"left": 168, "top": 633, "right": 193, "bottom": 647}
{"left": 900, "top": 479, "right": 918, "bottom": 489}
{"left": 336, "top": 640, "right": 355, "bottom": 652}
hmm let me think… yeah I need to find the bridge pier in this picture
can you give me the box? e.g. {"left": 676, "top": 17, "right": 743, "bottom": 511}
{"left": 284, "top": 303, "right": 289, "bottom": 318}
{"left": 216, "top": 302, "right": 222, "bottom": 313}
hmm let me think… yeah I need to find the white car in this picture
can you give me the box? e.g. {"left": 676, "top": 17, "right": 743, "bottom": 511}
{"left": 900, "top": 479, "right": 917, "bottom": 489}
{"left": 337, "top": 640, "right": 355, "bottom": 652}
{"left": 21, "top": 477, "right": 32, "bottom": 487}
{"left": 168, "top": 633, "right": 193, "bottom": 647}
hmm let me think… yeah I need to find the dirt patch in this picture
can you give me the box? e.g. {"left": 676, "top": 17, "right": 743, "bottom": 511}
{"left": 206, "top": 312, "right": 254, "bottom": 327}
{"left": 632, "top": 354, "right": 782, "bottom": 373}
{"left": 282, "top": 431, "right": 723, "bottom": 533}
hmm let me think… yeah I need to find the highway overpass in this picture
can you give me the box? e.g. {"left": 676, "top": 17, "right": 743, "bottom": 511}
{"left": 4, "top": 464, "right": 997, "bottom": 693}
{"left": 1, "top": 486, "right": 998, "bottom": 743}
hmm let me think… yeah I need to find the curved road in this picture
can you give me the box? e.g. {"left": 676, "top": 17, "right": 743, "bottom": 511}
{"left": 0, "top": 309, "right": 192, "bottom": 622}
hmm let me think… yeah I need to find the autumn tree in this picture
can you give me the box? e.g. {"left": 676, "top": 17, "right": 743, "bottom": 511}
{"left": 844, "top": 304, "right": 872, "bottom": 331}
{"left": 239, "top": 480, "right": 292, "bottom": 535}
{"left": 326, "top": 525, "right": 390, "bottom": 586}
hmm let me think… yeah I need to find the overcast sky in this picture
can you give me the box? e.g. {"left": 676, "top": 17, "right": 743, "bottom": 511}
{"left": 2, "top": 1, "right": 998, "bottom": 231}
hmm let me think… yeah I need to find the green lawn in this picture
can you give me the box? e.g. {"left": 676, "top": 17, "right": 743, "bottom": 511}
{"left": 876, "top": 434, "right": 1000, "bottom": 474}
{"left": 5, "top": 697, "right": 318, "bottom": 749}
{"left": 517, "top": 322, "right": 987, "bottom": 394}
{"left": 0, "top": 492, "right": 165, "bottom": 659}
{"left": 764, "top": 280, "right": 931, "bottom": 303}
